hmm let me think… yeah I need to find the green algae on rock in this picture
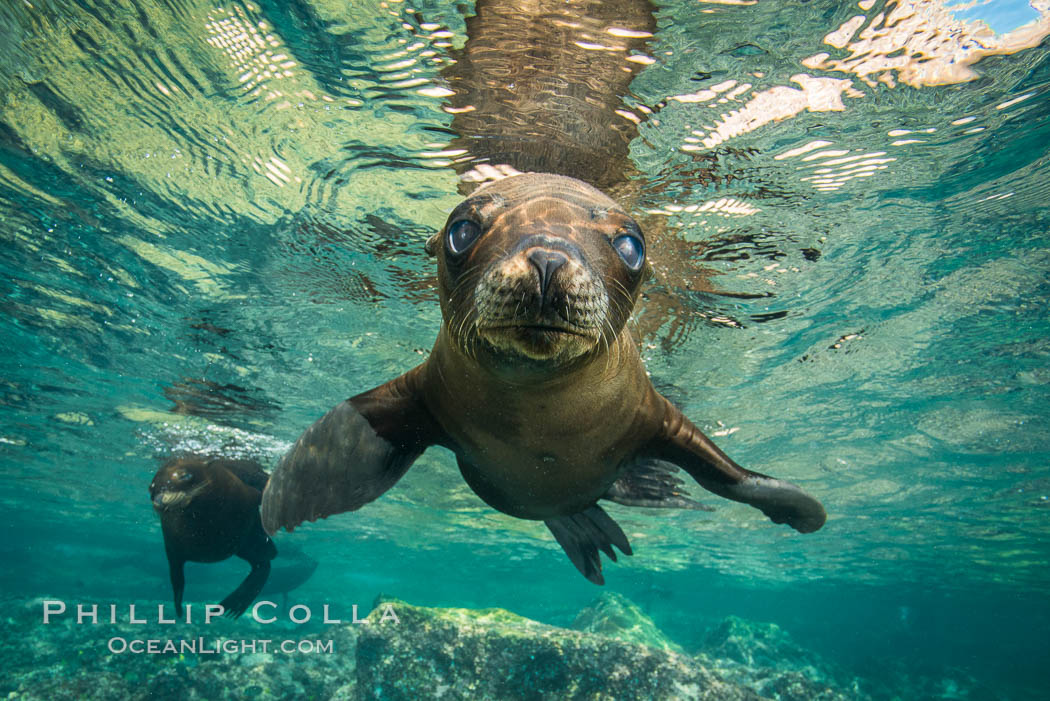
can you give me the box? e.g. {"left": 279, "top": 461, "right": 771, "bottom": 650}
{"left": 698, "top": 616, "right": 868, "bottom": 701}
{"left": 701, "top": 616, "right": 815, "bottom": 669}
{"left": 1, "top": 596, "right": 995, "bottom": 700}
{"left": 0, "top": 597, "right": 357, "bottom": 701}
{"left": 357, "top": 600, "right": 761, "bottom": 701}
{"left": 571, "top": 592, "right": 683, "bottom": 654}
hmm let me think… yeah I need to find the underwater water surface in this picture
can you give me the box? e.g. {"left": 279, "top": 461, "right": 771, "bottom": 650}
{"left": 1, "top": 0, "right": 1049, "bottom": 699}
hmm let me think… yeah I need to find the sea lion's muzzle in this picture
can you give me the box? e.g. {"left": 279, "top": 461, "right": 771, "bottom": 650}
{"left": 150, "top": 477, "right": 211, "bottom": 511}
{"left": 515, "top": 234, "right": 584, "bottom": 313}
{"left": 474, "top": 236, "right": 608, "bottom": 361}
{"left": 526, "top": 247, "right": 568, "bottom": 306}
{"left": 152, "top": 490, "right": 185, "bottom": 511}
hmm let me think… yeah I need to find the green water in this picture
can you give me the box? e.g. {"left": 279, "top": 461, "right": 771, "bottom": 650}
{"left": 2, "top": 0, "right": 1049, "bottom": 698}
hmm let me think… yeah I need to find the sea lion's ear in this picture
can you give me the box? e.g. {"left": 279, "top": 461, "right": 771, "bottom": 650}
{"left": 425, "top": 233, "right": 440, "bottom": 257}
{"left": 643, "top": 260, "right": 654, "bottom": 282}
{"left": 261, "top": 368, "right": 443, "bottom": 535}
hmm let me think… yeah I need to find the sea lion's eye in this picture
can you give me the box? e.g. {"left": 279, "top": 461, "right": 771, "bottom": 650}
{"left": 175, "top": 470, "right": 193, "bottom": 483}
{"left": 612, "top": 234, "right": 645, "bottom": 272}
{"left": 446, "top": 219, "right": 482, "bottom": 255}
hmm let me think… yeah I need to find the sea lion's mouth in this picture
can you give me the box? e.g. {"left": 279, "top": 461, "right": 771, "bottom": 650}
{"left": 152, "top": 479, "right": 211, "bottom": 511}
{"left": 462, "top": 234, "right": 615, "bottom": 362}
{"left": 477, "top": 321, "right": 601, "bottom": 361}
{"left": 153, "top": 491, "right": 185, "bottom": 511}
{"left": 482, "top": 322, "right": 594, "bottom": 337}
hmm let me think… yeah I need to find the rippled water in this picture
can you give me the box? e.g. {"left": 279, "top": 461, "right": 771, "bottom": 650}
{"left": 2, "top": 0, "right": 1049, "bottom": 697}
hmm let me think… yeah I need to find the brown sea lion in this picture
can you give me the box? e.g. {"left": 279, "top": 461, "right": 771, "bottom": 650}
{"left": 261, "top": 172, "right": 825, "bottom": 584}
{"left": 150, "top": 456, "right": 276, "bottom": 617}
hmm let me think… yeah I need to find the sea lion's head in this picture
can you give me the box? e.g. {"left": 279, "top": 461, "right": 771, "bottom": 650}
{"left": 427, "top": 173, "right": 649, "bottom": 373}
{"left": 150, "top": 457, "right": 213, "bottom": 512}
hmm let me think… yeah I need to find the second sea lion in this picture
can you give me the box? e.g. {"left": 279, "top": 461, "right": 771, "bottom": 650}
{"left": 150, "top": 456, "right": 276, "bottom": 617}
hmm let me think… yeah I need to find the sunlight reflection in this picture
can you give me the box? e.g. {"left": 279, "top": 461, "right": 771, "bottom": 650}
{"left": 205, "top": 3, "right": 292, "bottom": 100}
{"left": 803, "top": 0, "right": 1050, "bottom": 88}
{"left": 669, "top": 0, "right": 1049, "bottom": 195}
{"left": 777, "top": 141, "right": 897, "bottom": 193}
{"left": 645, "top": 197, "right": 759, "bottom": 217}
{"left": 683, "top": 75, "right": 863, "bottom": 151}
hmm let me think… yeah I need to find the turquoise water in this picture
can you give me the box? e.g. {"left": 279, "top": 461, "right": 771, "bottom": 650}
{"left": 2, "top": 0, "right": 1049, "bottom": 699}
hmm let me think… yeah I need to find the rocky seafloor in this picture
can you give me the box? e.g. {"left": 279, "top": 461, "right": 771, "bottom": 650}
{"left": 0, "top": 593, "right": 1000, "bottom": 700}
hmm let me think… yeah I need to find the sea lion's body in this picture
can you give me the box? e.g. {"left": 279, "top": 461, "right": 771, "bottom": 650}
{"left": 151, "top": 457, "right": 276, "bottom": 617}
{"left": 262, "top": 174, "right": 825, "bottom": 583}
{"left": 421, "top": 334, "right": 651, "bottom": 519}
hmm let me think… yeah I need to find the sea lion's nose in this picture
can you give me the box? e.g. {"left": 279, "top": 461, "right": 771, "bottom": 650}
{"left": 527, "top": 249, "right": 568, "bottom": 300}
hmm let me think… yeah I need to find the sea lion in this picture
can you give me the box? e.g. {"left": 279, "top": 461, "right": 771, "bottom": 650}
{"left": 150, "top": 456, "right": 276, "bottom": 616}
{"left": 261, "top": 172, "right": 825, "bottom": 584}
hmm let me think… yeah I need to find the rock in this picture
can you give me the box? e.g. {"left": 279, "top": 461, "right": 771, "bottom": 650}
{"left": 0, "top": 596, "right": 358, "bottom": 701}
{"left": 700, "top": 616, "right": 813, "bottom": 669}
{"left": 751, "top": 670, "right": 859, "bottom": 701}
{"left": 571, "top": 592, "right": 682, "bottom": 653}
{"left": 355, "top": 600, "right": 762, "bottom": 701}
{"left": 698, "top": 617, "right": 872, "bottom": 701}
{"left": 0, "top": 596, "right": 995, "bottom": 701}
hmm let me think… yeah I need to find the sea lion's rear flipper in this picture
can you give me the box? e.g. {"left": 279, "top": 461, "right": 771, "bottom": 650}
{"left": 166, "top": 551, "right": 186, "bottom": 617}
{"left": 646, "top": 398, "right": 826, "bottom": 534}
{"left": 544, "top": 505, "right": 633, "bottom": 585}
{"left": 221, "top": 520, "right": 277, "bottom": 619}
{"left": 220, "top": 560, "right": 271, "bottom": 619}
{"left": 261, "top": 367, "right": 440, "bottom": 535}
{"left": 603, "top": 458, "right": 713, "bottom": 511}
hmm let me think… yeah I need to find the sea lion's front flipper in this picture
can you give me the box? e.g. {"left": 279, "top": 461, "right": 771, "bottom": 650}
{"left": 261, "top": 366, "right": 440, "bottom": 535}
{"left": 603, "top": 458, "right": 713, "bottom": 511}
{"left": 646, "top": 399, "right": 826, "bottom": 533}
{"left": 544, "top": 505, "right": 633, "bottom": 585}
{"left": 165, "top": 547, "right": 186, "bottom": 617}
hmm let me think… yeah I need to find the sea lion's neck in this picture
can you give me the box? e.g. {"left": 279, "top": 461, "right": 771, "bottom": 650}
{"left": 421, "top": 327, "right": 656, "bottom": 479}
